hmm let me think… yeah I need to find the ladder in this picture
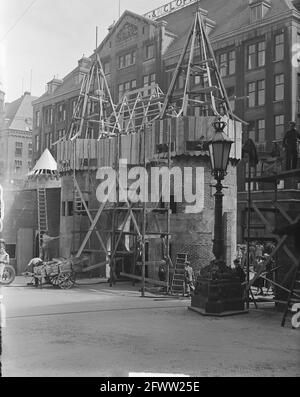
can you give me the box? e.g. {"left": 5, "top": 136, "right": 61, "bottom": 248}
{"left": 37, "top": 188, "right": 48, "bottom": 251}
{"left": 170, "top": 253, "right": 188, "bottom": 296}
{"left": 281, "top": 266, "right": 300, "bottom": 328}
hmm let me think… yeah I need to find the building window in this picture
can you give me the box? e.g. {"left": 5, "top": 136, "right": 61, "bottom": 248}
{"left": 103, "top": 61, "right": 111, "bottom": 75}
{"left": 119, "top": 50, "right": 136, "bottom": 69}
{"left": 219, "top": 50, "right": 235, "bottom": 77}
{"left": 257, "top": 119, "right": 266, "bottom": 143}
{"left": 247, "top": 80, "right": 265, "bottom": 107}
{"left": 274, "top": 33, "right": 284, "bottom": 61}
{"left": 28, "top": 160, "right": 32, "bottom": 170}
{"left": 251, "top": 5, "right": 262, "bottom": 23}
{"left": 275, "top": 74, "right": 284, "bottom": 101}
{"left": 45, "top": 108, "right": 53, "bottom": 125}
{"left": 275, "top": 115, "right": 285, "bottom": 140}
{"left": 36, "top": 111, "right": 40, "bottom": 127}
{"left": 118, "top": 80, "right": 137, "bottom": 101}
{"left": 248, "top": 82, "right": 256, "bottom": 108}
{"left": 248, "top": 41, "right": 265, "bottom": 69}
{"left": 228, "top": 50, "right": 236, "bottom": 75}
{"left": 28, "top": 142, "right": 33, "bottom": 158}
{"left": 131, "top": 80, "right": 137, "bottom": 90}
{"left": 248, "top": 44, "right": 256, "bottom": 70}
{"left": 35, "top": 135, "right": 40, "bottom": 152}
{"left": 257, "top": 80, "right": 265, "bottom": 106}
{"left": 219, "top": 53, "right": 228, "bottom": 77}
{"left": 58, "top": 104, "right": 66, "bottom": 122}
{"left": 15, "top": 142, "right": 23, "bottom": 157}
{"left": 145, "top": 44, "right": 155, "bottom": 60}
{"left": 258, "top": 41, "right": 266, "bottom": 67}
{"left": 14, "top": 160, "right": 22, "bottom": 172}
{"left": 144, "top": 73, "right": 156, "bottom": 87}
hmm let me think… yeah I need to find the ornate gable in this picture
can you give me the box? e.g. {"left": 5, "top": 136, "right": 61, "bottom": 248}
{"left": 116, "top": 22, "right": 138, "bottom": 43}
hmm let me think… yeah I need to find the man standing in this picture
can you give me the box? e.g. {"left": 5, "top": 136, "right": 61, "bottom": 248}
{"left": 283, "top": 121, "right": 300, "bottom": 171}
{"left": 184, "top": 261, "right": 195, "bottom": 297}
{"left": 40, "top": 231, "right": 59, "bottom": 262}
{"left": 0, "top": 239, "right": 9, "bottom": 280}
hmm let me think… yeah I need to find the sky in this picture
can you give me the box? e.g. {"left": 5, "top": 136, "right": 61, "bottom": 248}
{"left": 0, "top": 0, "right": 168, "bottom": 102}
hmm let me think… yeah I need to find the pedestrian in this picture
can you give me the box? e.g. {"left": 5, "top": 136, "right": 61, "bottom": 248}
{"left": 254, "top": 256, "right": 265, "bottom": 296}
{"left": 184, "top": 261, "right": 195, "bottom": 297}
{"left": 233, "top": 259, "right": 246, "bottom": 284}
{"left": 255, "top": 242, "right": 264, "bottom": 261}
{"left": 40, "top": 231, "right": 60, "bottom": 262}
{"left": 0, "top": 239, "right": 9, "bottom": 280}
{"left": 282, "top": 121, "right": 300, "bottom": 171}
{"left": 158, "top": 264, "right": 167, "bottom": 282}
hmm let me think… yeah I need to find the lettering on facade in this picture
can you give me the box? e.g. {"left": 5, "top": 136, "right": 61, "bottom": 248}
{"left": 116, "top": 22, "right": 138, "bottom": 42}
{"left": 144, "top": 0, "right": 198, "bottom": 21}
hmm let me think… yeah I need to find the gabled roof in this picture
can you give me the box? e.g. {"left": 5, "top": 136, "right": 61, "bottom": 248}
{"left": 4, "top": 93, "right": 37, "bottom": 131}
{"left": 97, "top": 9, "right": 158, "bottom": 52}
{"left": 28, "top": 148, "right": 58, "bottom": 177}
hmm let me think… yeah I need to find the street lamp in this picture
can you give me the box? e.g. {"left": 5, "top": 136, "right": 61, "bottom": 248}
{"left": 189, "top": 120, "right": 246, "bottom": 316}
{"left": 208, "top": 121, "right": 234, "bottom": 261}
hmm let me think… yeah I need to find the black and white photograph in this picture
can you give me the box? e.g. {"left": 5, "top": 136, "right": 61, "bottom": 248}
{"left": 0, "top": 0, "right": 299, "bottom": 381}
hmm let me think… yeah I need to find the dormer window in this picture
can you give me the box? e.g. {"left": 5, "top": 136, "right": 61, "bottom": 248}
{"left": 249, "top": 0, "right": 271, "bottom": 23}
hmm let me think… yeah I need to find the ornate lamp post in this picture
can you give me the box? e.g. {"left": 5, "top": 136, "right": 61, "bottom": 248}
{"left": 190, "top": 120, "right": 247, "bottom": 316}
{"left": 208, "top": 121, "right": 234, "bottom": 261}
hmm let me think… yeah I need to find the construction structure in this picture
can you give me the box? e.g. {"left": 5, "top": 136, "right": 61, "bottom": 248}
{"left": 1, "top": 149, "right": 60, "bottom": 275}
{"left": 56, "top": 9, "right": 242, "bottom": 294}
{"left": 242, "top": 147, "right": 300, "bottom": 326}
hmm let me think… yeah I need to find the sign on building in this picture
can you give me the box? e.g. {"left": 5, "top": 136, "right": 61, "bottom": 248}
{"left": 144, "top": 0, "right": 198, "bottom": 21}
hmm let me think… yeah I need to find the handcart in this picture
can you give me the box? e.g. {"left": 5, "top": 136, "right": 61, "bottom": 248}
{"left": 28, "top": 258, "right": 77, "bottom": 289}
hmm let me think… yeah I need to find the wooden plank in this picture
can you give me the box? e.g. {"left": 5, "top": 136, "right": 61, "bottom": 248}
{"left": 82, "top": 261, "right": 108, "bottom": 273}
{"left": 120, "top": 272, "right": 168, "bottom": 287}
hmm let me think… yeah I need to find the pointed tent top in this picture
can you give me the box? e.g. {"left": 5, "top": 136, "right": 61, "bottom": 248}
{"left": 28, "top": 149, "right": 58, "bottom": 177}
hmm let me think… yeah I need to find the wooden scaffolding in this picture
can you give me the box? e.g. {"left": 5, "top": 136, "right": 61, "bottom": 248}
{"left": 244, "top": 167, "right": 300, "bottom": 325}
{"left": 61, "top": 8, "right": 243, "bottom": 296}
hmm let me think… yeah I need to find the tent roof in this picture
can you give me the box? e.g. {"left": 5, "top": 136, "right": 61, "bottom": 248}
{"left": 28, "top": 149, "right": 57, "bottom": 176}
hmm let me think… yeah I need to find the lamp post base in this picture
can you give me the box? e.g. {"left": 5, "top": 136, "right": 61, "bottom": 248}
{"left": 188, "top": 306, "right": 248, "bottom": 317}
{"left": 190, "top": 262, "right": 247, "bottom": 316}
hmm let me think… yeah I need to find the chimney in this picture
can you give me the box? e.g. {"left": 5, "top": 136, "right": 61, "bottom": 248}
{"left": 78, "top": 57, "right": 92, "bottom": 73}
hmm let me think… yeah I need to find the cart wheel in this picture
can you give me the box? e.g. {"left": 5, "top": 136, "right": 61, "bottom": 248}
{"left": 58, "top": 272, "right": 76, "bottom": 290}
{"left": 50, "top": 276, "right": 59, "bottom": 287}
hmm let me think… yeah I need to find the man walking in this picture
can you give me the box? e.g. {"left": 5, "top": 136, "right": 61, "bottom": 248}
{"left": 283, "top": 121, "right": 300, "bottom": 171}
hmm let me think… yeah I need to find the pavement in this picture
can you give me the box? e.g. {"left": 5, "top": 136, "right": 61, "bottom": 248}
{"left": 1, "top": 276, "right": 299, "bottom": 377}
